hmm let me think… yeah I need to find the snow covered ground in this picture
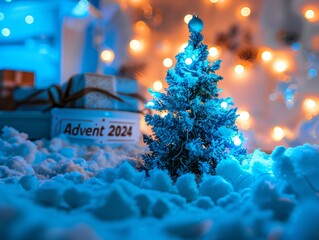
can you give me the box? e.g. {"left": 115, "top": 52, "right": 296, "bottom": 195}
{"left": 1, "top": 126, "right": 319, "bottom": 240}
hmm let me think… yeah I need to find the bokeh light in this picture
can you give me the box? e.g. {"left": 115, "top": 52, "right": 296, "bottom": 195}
{"left": 180, "top": 43, "right": 188, "bottom": 52}
{"left": 184, "top": 14, "right": 193, "bottom": 24}
{"left": 163, "top": 58, "right": 173, "bottom": 68}
{"left": 304, "top": 9, "right": 315, "bottom": 20}
{"left": 232, "top": 136, "right": 242, "bottom": 146}
{"left": 234, "top": 64, "right": 245, "bottom": 74}
{"left": 241, "top": 7, "right": 251, "bottom": 17}
{"left": 261, "top": 51, "right": 272, "bottom": 61}
{"left": 273, "top": 59, "right": 288, "bottom": 73}
{"left": 185, "top": 58, "right": 193, "bottom": 65}
{"left": 100, "top": 49, "right": 115, "bottom": 63}
{"left": 239, "top": 111, "right": 250, "bottom": 121}
{"left": 209, "top": 47, "right": 220, "bottom": 58}
{"left": 304, "top": 98, "right": 316, "bottom": 110}
{"left": 272, "top": 126, "right": 285, "bottom": 141}
{"left": 130, "top": 39, "right": 143, "bottom": 52}
{"left": 153, "top": 80, "right": 163, "bottom": 91}
{"left": 25, "top": 15, "right": 34, "bottom": 24}
{"left": 1, "top": 28, "right": 10, "bottom": 37}
{"left": 221, "top": 101, "right": 228, "bottom": 109}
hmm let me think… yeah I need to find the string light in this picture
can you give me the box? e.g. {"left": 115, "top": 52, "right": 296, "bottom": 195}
{"left": 273, "top": 59, "right": 288, "bottom": 73}
{"left": 272, "top": 126, "right": 285, "bottom": 141}
{"left": 185, "top": 58, "right": 193, "bottom": 65}
{"left": 100, "top": 49, "right": 114, "bottom": 63}
{"left": 146, "top": 101, "right": 155, "bottom": 107}
{"left": 234, "top": 64, "right": 245, "bottom": 74}
{"left": 1, "top": 28, "right": 10, "bottom": 37}
{"left": 210, "top": 0, "right": 219, "bottom": 3}
{"left": 241, "top": 7, "right": 251, "bottom": 17}
{"left": 25, "top": 15, "right": 34, "bottom": 24}
{"left": 163, "top": 58, "right": 173, "bottom": 68}
{"left": 130, "top": 39, "right": 143, "bottom": 52}
{"left": 209, "top": 47, "right": 220, "bottom": 58}
{"left": 0, "top": 12, "right": 4, "bottom": 21}
{"left": 184, "top": 14, "right": 193, "bottom": 24}
{"left": 232, "top": 136, "right": 242, "bottom": 146}
{"left": 161, "top": 112, "right": 168, "bottom": 117}
{"left": 304, "top": 9, "right": 315, "bottom": 20}
{"left": 261, "top": 51, "right": 272, "bottom": 61}
{"left": 153, "top": 80, "right": 163, "bottom": 91}
{"left": 221, "top": 101, "right": 228, "bottom": 109}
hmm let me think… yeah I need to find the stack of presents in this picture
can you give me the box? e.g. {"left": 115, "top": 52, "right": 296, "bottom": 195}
{"left": 0, "top": 0, "right": 144, "bottom": 145}
{"left": 0, "top": 70, "right": 143, "bottom": 145}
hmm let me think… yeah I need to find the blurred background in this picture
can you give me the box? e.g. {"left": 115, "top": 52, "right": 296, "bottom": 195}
{"left": 1, "top": 0, "right": 319, "bottom": 152}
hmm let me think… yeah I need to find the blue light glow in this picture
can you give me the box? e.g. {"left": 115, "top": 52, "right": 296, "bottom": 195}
{"left": 146, "top": 101, "right": 155, "bottom": 107}
{"left": 291, "top": 42, "right": 301, "bottom": 51}
{"left": 4, "top": 0, "right": 12, "bottom": 2}
{"left": 25, "top": 15, "right": 34, "bottom": 24}
{"left": 72, "top": 0, "right": 89, "bottom": 17}
{"left": 308, "top": 68, "right": 317, "bottom": 78}
{"left": 185, "top": 58, "right": 193, "bottom": 65}
{"left": 0, "top": 12, "right": 4, "bottom": 21}
{"left": 221, "top": 101, "right": 228, "bottom": 109}
{"left": 2, "top": 28, "right": 10, "bottom": 37}
{"left": 232, "top": 136, "right": 242, "bottom": 146}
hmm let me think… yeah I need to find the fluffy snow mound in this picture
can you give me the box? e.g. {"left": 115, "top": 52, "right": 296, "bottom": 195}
{"left": 1, "top": 127, "right": 319, "bottom": 240}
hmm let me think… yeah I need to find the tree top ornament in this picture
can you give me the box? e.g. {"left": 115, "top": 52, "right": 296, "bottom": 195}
{"left": 188, "top": 15, "right": 204, "bottom": 33}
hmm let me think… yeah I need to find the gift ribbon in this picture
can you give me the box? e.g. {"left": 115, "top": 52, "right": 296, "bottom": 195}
{"left": 14, "top": 75, "right": 151, "bottom": 114}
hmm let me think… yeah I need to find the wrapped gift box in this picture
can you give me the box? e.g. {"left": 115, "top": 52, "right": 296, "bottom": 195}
{"left": 70, "top": 73, "right": 140, "bottom": 112}
{"left": 0, "top": 69, "right": 35, "bottom": 110}
{"left": 0, "top": 111, "right": 51, "bottom": 139}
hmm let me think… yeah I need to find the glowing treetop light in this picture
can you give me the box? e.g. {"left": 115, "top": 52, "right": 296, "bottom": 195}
{"left": 232, "top": 136, "right": 242, "bottom": 146}
{"left": 25, "top": 15, "right": 34, "bottom": 24}
{"left": 163, "top": 58, "right": 173, "bottom": 68}
{"left": 209, "top": 47, "right": 219, "bottom": 58}
{"left": 153, "top": 80, "right": 163, "bottom": 91}
{"left": 221, "top": 101, "right": 228, "bottom": 109}
{"left": 305, "top": 9, "right": 315, "bottom": 20}
{"left": 273, "top": 59, "right": 288, "bottom": 73}
{"left": 1, "top": 28, "right": 10, "bottom": 37}
{"left": 234, "top": 64, "right": 245, "bottom": 74}
{"left": 100, "top": 49, "right": 114, "bottom": 63}
{"left": 261, "top": 50, "right": 272, "bottom": 61}
{"left": 272, "top": 126, "right": 285, "bottom": 141}
{"left": 185, "top": 58, "right": 193, "bottom": 65}
{"left": 184, "top": 14, "right": 193, "bottom": 24}
{"left": 241, "top": 7, "right": 251, "bottom": 17}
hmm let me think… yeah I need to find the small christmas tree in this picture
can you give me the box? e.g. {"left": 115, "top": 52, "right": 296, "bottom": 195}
{"left": 143, "top": 15, "right": 246, "bottom": 179}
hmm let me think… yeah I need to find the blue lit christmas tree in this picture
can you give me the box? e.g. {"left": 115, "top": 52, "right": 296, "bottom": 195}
{"left": 143, "top": 16, "right": 247, "bottom": 178}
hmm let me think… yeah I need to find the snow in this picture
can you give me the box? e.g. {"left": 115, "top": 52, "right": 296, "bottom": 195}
{"left": 1, "top": 126, "right": 319, "bottom": 239}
